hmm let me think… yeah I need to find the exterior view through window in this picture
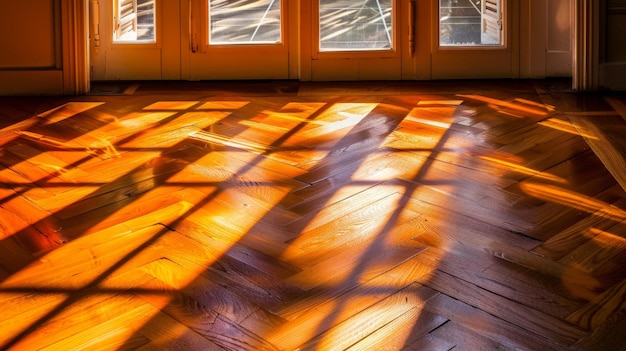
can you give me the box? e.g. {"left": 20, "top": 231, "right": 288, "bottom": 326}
{"left": 113, "top": 0, "right": 156, "bottom": 42}
{"left": 209, "top": 0, "right": 282, "bottom": 44}
{"left": 440, "top": 0, "right": 503, "bottom": 46}
{"left": 319, "top": 0, "right": 393, "bottom": 51}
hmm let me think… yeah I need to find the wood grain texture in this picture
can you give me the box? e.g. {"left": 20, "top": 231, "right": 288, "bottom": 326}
{"left": 0, "top": 79, "right": 624, "bottom": 350}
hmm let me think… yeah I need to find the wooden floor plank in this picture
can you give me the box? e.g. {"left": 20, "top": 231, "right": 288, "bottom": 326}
{"left": 559, "top": 221, "right": 626, "bottom": 273}
{"left": 428, "top": 320, "right": 517, "bottom": 351}
{"left": 294, "top": 284, "right": 438, "bottom": 351}
{"left": 137, "top": 261, "right": 280, "bottom": 351}
{"left": 278, "top": 246, "right": 435, "bottom": 317}
{"left": 570, "top": 306, "right": 626, "bottom": 351}
{"left": 402, "top": 333, "right": 456, "bottom": 351}
{"left": 0, "top": 80, "right": 625, "bottom": 350}
{"left": 123, "top": 308, "right": 225, "bottom": 351}
{"left": 569, "top": 100, "right": 626, "bottom": 192}
{"left": 280, "top": 192, "right": 422, "bottom": 267}
{"left": 567, "top": 278, "right": 626, "bottom": 330}
{"left": 533, "top": 196, "right": 626, "bottom": 260}
{"left": 36, "top": 297, "right": 155, "bottom": 351}
{"left": 345, "top": 304, "right": 448, "bottom": 351}
{"left": 423, "top": 293, "right": 572, "bottom": 351}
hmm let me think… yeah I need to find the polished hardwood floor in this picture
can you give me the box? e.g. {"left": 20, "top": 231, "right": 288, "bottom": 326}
{"left": 0, "top": 79, "right": 625, "bottom": 350}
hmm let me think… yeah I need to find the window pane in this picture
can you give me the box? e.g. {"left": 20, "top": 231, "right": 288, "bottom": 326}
{"left": 319, "top": 0, "right": 393, "bottom": 51}
{"left": 209, "top": 0, "right": 281, "bottom": 44}
{"left": 114, "top": 0, "right": 156, "bottom": 42}
{"left": 440, "top": 0, "right": 503, "bottom": 46}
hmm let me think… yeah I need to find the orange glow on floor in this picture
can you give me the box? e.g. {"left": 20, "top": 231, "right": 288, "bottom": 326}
{"left": 521, "top": 182, "right": 626, "bottom": 220}
{"left": 0, "top": 83, "right": 624, "bottom": 350}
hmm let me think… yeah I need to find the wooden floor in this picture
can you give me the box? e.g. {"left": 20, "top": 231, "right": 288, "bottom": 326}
{"left": 0, "top": 79, "right": 625, "bottom": 350}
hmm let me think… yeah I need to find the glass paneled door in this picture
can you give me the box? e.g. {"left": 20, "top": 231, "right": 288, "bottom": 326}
{"left": 184, "top": 0, "right": 292, "bottom": 80}
{"left": 304, "top": 0, "right": 518, "bottom": 81}
{"left": 305, "top": 0, "right": 404, "bottom": 80}
{"left": 90, "top": 0, "right": 520, "bottom": 81}
{"left": 429, "top": 0, "right": 517, "bottom": 79}
{"left": 90, "top": 0, "right": 182, "bottom": 80}
{"left": 90, "top": 0, "right": 291, "bottom": 80}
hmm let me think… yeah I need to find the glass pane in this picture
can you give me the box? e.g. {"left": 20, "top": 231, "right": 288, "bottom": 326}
{"left": 440, "top": 0, "right": 503, "bottom": 46}
{"left": 114, "top": 0, "right": 156, "bottom": 42}
{"left": 319, "top": 0, "right": 393, "bottom": 51}
{"left": 209, "top": 0, "right": 281, "bottom": 44}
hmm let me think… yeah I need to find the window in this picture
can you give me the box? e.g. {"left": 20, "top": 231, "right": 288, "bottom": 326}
{"left": 319, "top": 0, "right": 393, "bottom": 51}
{"left": 113, "top": 0, "right": 156, "bottom": 42}
{"left": 439, "top": 0, "right": 503, "bottom": 46}
{"left": 208, "top": 0, "right": 282, "bottom": 45}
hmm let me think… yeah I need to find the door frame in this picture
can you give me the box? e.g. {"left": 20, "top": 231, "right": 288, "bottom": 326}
{"left": 64, "top": 0, "right": 90, "bottom": 94}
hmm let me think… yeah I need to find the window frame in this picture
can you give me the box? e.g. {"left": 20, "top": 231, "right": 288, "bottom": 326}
{"left": 437, "top": 0, "right": 507, "bottom": 50}
{"left": 312, "top": 0, "right": 399, "bottom": 60}
{"left": 207, "top": 0, "right": 284, "bottom": 46}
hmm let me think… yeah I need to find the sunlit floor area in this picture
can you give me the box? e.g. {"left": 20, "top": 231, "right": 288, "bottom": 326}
{"left": 0, "top": 79, "right": 625, "bottom": 350}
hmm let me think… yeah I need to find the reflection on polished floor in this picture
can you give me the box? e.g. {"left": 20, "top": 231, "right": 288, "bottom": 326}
{"left": 0, "top": 80, "right": 625, "bottom": 350}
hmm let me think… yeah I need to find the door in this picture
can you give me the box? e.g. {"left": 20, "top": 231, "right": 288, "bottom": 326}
{"left": 90, "top": 0, "right": 520, "bottom": 82}
{"left": 301, "top": 0, "right": 404, "bottom": 80}
{"left": 90, "top": 0, "right": 182, "bottom": 80}
{"left": 302, "top": 0, "right": 516, "bottom": 81}
{"left": 425, "top": 0, "right": 518, "bottom": 79}
{"left": 0, "top": 0, "right": 88, "bottom": 95}
{"left": 90, "top": 0, "right": 291, "bottom": 80}
{"left": 184, "top": 0, "right": 292, "bottom": 80}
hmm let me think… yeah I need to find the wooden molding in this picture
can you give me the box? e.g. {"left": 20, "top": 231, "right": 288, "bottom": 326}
{"left": 573, "top": 0, "right": 600, "bottom": 91}
{"left": 62, "top": 0, "right": 90, "bottom": 95}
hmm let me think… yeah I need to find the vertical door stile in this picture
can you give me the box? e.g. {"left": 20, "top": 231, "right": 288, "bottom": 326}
{"left": 409, "top": 0, "right": 416, "bottom": 57}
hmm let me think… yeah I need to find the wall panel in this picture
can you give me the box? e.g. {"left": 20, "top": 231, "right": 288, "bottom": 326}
{"left": 0, "top": 1, "right": 59, "bottom": 69}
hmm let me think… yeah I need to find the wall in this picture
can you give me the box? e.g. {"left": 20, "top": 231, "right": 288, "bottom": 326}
{"left": 0, "top": 0, "right": 88, "bottom": 95}
{"left": 520, "top": 0, "right": 573, "bottom": 78}
{"left": 0, "top": 1, "right": 63, "bottom": 94}
{"left": 546, "top": 0, "right": 573, "bottom": 76}
{"left": 6, "top": 0, "right": 623, "bottom": 94}
{"left": 599, "top": 0, "right": 626, "bottom": 89}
